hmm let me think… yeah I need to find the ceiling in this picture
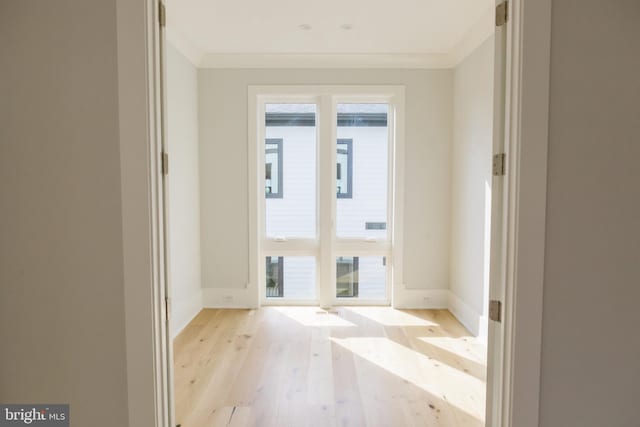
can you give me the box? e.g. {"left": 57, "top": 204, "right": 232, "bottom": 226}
{"left": 166, "top": 0, "right": 494, "bottom": 56}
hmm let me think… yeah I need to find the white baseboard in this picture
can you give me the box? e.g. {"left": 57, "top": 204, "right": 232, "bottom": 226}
{"left": 199, "top": 285, "right": 486, "bottom": 338}
{"left": 171, "top": 289, "right": 203, "bottom": 339}
{"left": 393, "top": 285, "right": 450, "bottom": 309}
{"left": 448, "top": 291, "right": 487, "bottom": 338}
{"left": 202, "top": 286, "right": 258, "bottom": 309}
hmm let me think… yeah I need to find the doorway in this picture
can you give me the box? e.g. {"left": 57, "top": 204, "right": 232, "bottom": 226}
{"left": 115, "top": 1, "right": 553, "bottom": 426}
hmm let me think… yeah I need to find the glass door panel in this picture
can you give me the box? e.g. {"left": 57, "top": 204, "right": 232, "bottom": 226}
{"left": 258, "top": 94, "right": 396, "bottom": 306}
{"left": 336, "top": 256, "right": 387, "bottom": 301}
{"left": 265, "top": 256, "right": 316, "bottom": 300}
{"left": 265, "top": 103, "right": 317, "bottom": 239}
{"left": 335, "top": 103, "right": 389, "bottom": 240}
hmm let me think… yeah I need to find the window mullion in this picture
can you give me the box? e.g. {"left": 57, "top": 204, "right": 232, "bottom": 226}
{"left": 318, "top": 94, "right": 335, "bottom": 308}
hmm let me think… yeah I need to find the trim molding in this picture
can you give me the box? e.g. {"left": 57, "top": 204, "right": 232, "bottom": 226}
{"left": 448, "top": 291, "right": 487, "bottom": 338}
{"left": 118, "top": 0, "right": 171, "bottom": 425}
{"left": 203, "top": 285, "right": 451, "bottom": 310}
{"left": 171, "top": 290, "right": 203, "bottom": 339}
{"left": 391, "top": 285, "right": 450, "bottom": 309}
{"left": 165, "top": 27, "right": 205, "bottom": 66}
{"left": 202, "top": 287, "right": 259, "bottom": 309}
{"left": 200, "top": 286, "right": 487, "bottom": 339}
{"left": 202, "top": 285, "right": 451, "bottom": 310}
{"left": 168, "top": 5, "right": 494, "bottom": 70}
{"left": 448, "top": 5, "right": 495, "bottom": 66}
{"left": 200, "top": 53, "right": 455, "bottom": 69}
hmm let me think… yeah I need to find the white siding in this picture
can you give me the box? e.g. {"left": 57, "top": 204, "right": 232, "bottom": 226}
{"left": 357, "top": 257, "right": 387, "bottom": 300}
{"left": 336, "top": 126, "right": 388, "bottom": 239}
{"left": 265, "top": 126, "right": 316, "bottom": 238}
{"left": 264, "top": 121, "right": 389, "bottom": 300}
{"left": 265, "top": 126, "right": 389, "bottom": 240}
{"left": 282, "top": 257, "right": 316, "bottom": 300}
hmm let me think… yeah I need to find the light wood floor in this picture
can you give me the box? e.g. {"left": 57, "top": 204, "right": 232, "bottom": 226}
{"left": 174, "top": 307, "right": 486, "bottom": 427}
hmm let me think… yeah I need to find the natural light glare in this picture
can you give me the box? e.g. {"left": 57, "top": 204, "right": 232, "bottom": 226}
{"left": 271, "top": 307, "right": 356, "bottom": 327}
{"left": 341, "top": 306, "right": 440, "bottom": 327}
{"left": 330, "top": 336, "right": 486, "bottom": 424}
{"left": 417, "top": 336, "right": 487, "bottom": 365}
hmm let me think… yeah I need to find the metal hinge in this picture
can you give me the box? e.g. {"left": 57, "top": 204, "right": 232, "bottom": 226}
{"left": 159, "top": 2, "right": 166, "bottom": 28}
{"left": 489, "top": 300, "right": 502, "bottom": 322}
{"left": 496, "top": 2, "right": 509, "bottom": 26}
{"left": 493, "top": 153, "right": 506, "bottom": 176}
{"left": 165, "top": 297, "right": 171, "bottom": 322}
{"left": 161, "top": 152, "right": 169, "bottom": 175}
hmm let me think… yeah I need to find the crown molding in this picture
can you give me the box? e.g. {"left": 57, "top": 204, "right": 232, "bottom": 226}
{"left": 448, "top": 5, "right": 495, "bottom": 66}
{"left": 168, "top": 5, "right": 494, "bottom": 70}
{"left": 198, "top": 53, "right": 455, "bottom": 69}
{"left": 165, "top": 27, "right": 205, "bottom": 66}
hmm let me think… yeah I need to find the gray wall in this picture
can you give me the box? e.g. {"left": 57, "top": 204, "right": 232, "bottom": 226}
{"left": 0, "top": 1, "right": 129, "bottom": 426}
{"left": 166, "top": 42, "right": 203, "bottom": 337}
{"left": 540, "top": 1, "right": 640, "bottom": 425}
{"left": 198, "top": 68, "right": 453, "bottom": 292}
{"left": 450, "top": 36, "right": 494, "bottom": 334}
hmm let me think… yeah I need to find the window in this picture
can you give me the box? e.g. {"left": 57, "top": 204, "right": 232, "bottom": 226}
{"left": 337, "top": 139, "right": 353, "bottom": 198}
{"left": 336, "top": 256, "right": 387, "bottom": 300}
{"left": 265, "top": 139, "right": 283, "bottom": 198}
{"left": 265, "top": 256, "right": 316, "bottom": 299}
{"left": 336, "top": 104, "right": 389, "bottom": 239}
{"left": 250, "top": 86, "right": 404, "bottom": 306}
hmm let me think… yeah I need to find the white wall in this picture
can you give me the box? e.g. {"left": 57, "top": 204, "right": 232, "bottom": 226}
{"left": 0, "top": 1, "right": 129, "bottom": 426}
{"left": 166, "top": 43, "right": 203, "bottom": 337}
{"left": 449, "top": 36, "right": 494, "bottom": 336}
{"left": 198, "top": 69, "right": 453, "bottom": 300}
{"left": 539, "top": 1, "right": 640, "bottom": 425}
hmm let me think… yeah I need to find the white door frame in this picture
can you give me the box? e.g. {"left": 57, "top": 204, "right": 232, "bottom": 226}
{"left": 495, "top": 1, "right": 551, "bottom": 425}
{"left": 248, "top": 86, "right": 405, "bottom": 308}
{"left": 116, "top": 0, "right": 551, "bottom": 425}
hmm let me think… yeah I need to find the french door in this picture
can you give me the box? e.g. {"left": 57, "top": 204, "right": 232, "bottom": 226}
{"left": 250, "top": 86, "right": 404, "bottom": 307}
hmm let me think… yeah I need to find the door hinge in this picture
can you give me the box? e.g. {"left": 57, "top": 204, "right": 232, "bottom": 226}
{"left": 495, "top": 2, "right": 509, "bottom": 26}
{"left": 489, "top": 300, "right": 502, "bottom": 322}
{"left": 493, "top": 153, "right": 506, "bottom": 176}
{"left": 165, "top": 296, "right": 171, "bottom": 322}
{"left": 161, "top": 152, "right": 169, "bottom": 176}
{"left": 159, "top": 2, "right": 166, "bottom": 28}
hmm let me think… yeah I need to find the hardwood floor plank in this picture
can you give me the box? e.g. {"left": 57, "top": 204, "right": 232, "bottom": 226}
{"left": 174, "top": 307, "right": 487, "bottom": 427}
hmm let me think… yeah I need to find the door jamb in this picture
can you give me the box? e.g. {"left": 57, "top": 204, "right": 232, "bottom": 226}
{"left": 495, "top": 1, "right": 552, "bottom": 425}
{"left": 116, "top": 0, "right": 552, "bottom": 425}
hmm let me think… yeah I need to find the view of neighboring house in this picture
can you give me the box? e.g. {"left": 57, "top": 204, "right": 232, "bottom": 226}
{"left": 265, "top": 103, "right": 388, "bottom": 300}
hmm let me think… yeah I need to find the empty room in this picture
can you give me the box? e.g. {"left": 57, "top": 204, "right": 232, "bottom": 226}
{"left": 164, "top": 1, "right": 499, "bottom": 426}
{"left": 6, "top": 1, "right": 640, "bottom": 427}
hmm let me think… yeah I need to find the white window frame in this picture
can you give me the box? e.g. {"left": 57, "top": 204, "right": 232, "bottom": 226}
{"left": 248, "top": 86, "right": 405, "bottom": 308}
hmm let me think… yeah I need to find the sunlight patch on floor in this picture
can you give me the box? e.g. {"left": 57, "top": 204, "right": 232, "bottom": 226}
{"left": 272, "top": 306, "right": 357, "bottom": 327}
{"left": 330, "top": 336, "right": 486, "bottom": 423}
{"left": 341, "top": 306, "right": 440, "bottom": 327}
{"left": 417, "top": 335, "right": 487, "bottom": 365}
